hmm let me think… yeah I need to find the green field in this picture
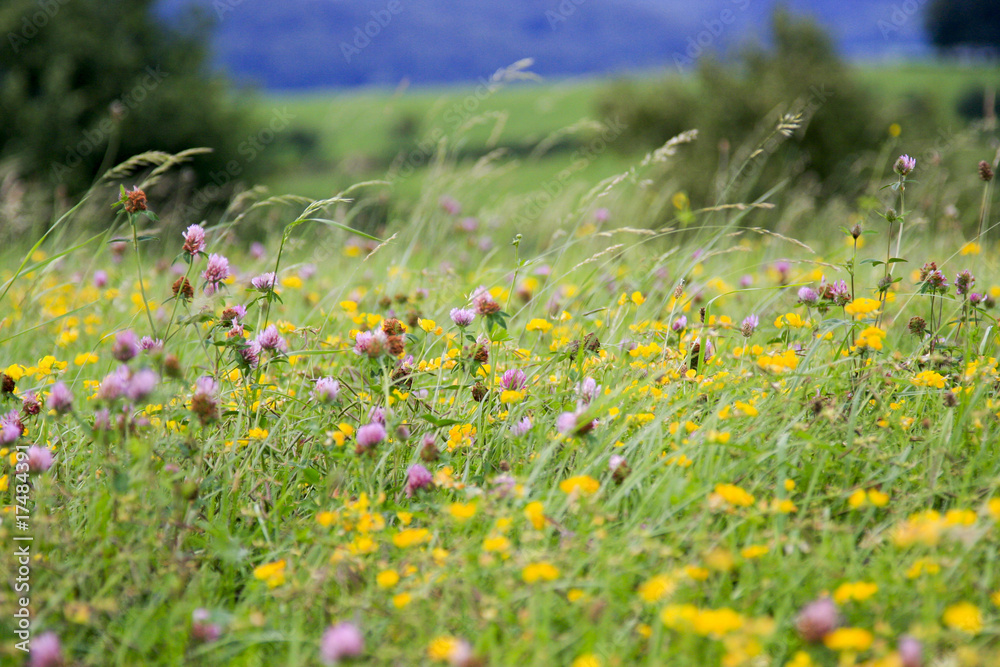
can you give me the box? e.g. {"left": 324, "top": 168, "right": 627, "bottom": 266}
{"left": 259, "top": 62, "right": 999, "bottom": 208}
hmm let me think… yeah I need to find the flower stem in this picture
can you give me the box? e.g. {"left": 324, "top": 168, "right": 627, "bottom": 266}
{"left": 131, "top": 216, "right": 156, "bottom": 336}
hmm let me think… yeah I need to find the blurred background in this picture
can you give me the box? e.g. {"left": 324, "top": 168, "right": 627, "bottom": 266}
{"left": 0, "top": 0, "right": 997, "bottom": 242}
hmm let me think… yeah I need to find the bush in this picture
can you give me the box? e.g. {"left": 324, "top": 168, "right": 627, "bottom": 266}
{"left": 0, "top": 0, "right": 255, "bottom": 194}
{"left": 597, "top": 9, "right": 884, "bottom": 210}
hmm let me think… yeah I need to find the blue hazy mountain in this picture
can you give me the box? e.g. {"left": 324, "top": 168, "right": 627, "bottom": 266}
{"left": 160, "top": 0, "right": 930, "bottom": 90}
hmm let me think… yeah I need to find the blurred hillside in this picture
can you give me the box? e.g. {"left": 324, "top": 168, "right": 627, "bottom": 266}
{"left": 159, "top": 0, "right": 931, "bottom": 89}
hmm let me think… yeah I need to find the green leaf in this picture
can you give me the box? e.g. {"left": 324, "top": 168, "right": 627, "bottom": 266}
{"left": 108, "top": 235, "right": 158, "bottom": 244}
{"left": 302, "top": 218, "right": 381, "bottom": 242}
{"left": 887, "top": 258, "right": 908, "bottom": 264}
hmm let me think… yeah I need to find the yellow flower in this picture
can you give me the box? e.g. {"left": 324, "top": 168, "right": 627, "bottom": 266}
{"left": 253, "top": 559, "right": 286, "bottom": 588}
{"left": 559, "top": 475, "right": 600, "bottom": 496}
{"left": 522, "top": 561, "right": 560, "bottom": 583}
{"left": 989, "top": 498, "right": 1000, "bottom": 521}
{"left": 822, "top": 627, "right": 873, "bottom": 652}
{"left": 889, "top": 123, "right": 901, "bottom": 137}
{"left": 943, "top": 602, "right": 982, "bottom": 634}
{"left": 525, "top": 318, "right": 553, "bottom": 333}
{"left": 448, "top": 502, "right": 477, "bottom": 522}
{"left": 690, "top": 607, "right": 744, "bottom": 637}
{"left": 944, "top": 509, "right": 976, "bottom": 526}
{"left": 868, "top": 490, "right": 889, "bottom": 507}
{"left": 418, "top": 318, "right": 437, "bottom": 332}
{"left": 786, "top": 650, "right": 814, "bottom": 667}
{"left": 740, "top": 545, "right": 769, "bottom": 559}
{"left": 376, "top": 570, "right": 400, "bottom": 588}
{"left": 638, "top": 574, "right": 676, "bottom": 603}
{"left": 571, "top": 655, "right": 601, "bottom": 667}
{"left": 392, "top": 592, "right": 412, "bottom": 608}
{"left": 316, "top": 511, "right": 338, "bottom": 527}
{"left": 427, "top": 636, "right": 460, "bottom": 661}
{"left": 833, "top": 581, "right": 878, "bottom": 604}
{"left": 905, "top": 558, "right": 940, "bottom": 579}
{"left": 631, "top": 291, "right": 645, "bottom": 306}
{"left": 393, "top": 528, "right": 431, "bottom": 548}
{"left": 524, "top": 501, "right": 546, "bottom": 530}
{"left": 713, "top": 483, "right": 754, "bottom": 507}
{"left": 500, "top": 389, "right": 525, "bottom": 404}
{"left": 912, "top": 370, "right": 946, "bottom": 389}
{"left": 247, "top": 427, "right": 269, "bottom": 439}
{"left": 855, "top": 326, "right": 886, "bottom": 351}
{"left": 280, "top": 275, "right": 303, "bottom": 289}
{"left": 844, "top": 298, "right": 880, "bottom": 318}
{"left": 73, "top": 352, "right": 99, "bottom": 366}
{"left": 482, "top": 535, "right": 511, "bottom": 553}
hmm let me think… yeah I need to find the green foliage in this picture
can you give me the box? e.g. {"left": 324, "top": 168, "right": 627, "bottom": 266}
{"left": 598, "top": 9, "right": 883, "bottom": 209}
{"left": 0, "top": 0, "right": 254, "bottom": 192}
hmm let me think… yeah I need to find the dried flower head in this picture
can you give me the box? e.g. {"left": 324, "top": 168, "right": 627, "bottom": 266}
{"left": 979, "top": 160, "right": 994, "bottom": 182}
{"left": 172, "top": 277, "right": 194, "bottom": 300}
{"left": 124, "top": 186, "right": 147, "bottom": 214}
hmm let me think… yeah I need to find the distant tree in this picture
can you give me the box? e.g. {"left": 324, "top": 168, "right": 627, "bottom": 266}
{"left": 0, "top": 0, "right": 254, "bottom": 192}
{"left": 598, "top": 8, "right": 881, "bottom": 206}
{"left": 926, "top": 0, "right": 1000, "bottom": 54}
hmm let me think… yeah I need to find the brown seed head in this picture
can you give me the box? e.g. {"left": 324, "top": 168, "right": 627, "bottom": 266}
{"left": 124, "top": 187, "right": 147, "bottom": 214}
{"left": 979, "top": 160, "right": 994, "bottom": 182}
{"left": 386, "top": 335, "right": 406, "bottom": 357}
{"left": 471, "top": 381, "right": 487, "bottom": 402}
{"left": 382, "top": 318, "right": 404, "bottom": 336}
{"left": 172, "top": 277, "right": 194, "bottom": 300}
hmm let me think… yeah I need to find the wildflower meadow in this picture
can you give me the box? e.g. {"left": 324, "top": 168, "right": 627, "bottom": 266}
{"left": 2, "top": 118, "right": 1000, "bottom": 667}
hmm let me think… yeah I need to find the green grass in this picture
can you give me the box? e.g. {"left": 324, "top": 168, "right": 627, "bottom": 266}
{"left": 2, "top": 65, "right": 1000, "bottom": 667}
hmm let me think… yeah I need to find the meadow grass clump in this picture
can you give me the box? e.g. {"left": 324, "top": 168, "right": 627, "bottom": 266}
{"left": 0, "top": 134, "right": 999, "bottom": 667}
